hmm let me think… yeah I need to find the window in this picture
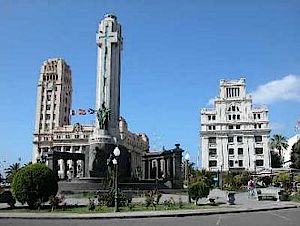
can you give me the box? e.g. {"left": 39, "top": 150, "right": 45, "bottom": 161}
{"left": 209, "top": 149, "right": 217, "bottom": 156}
{"left": 65, "top": 134, "right": 70, "bottom": 139}
{"left": 46, "top": 114, "right": 51, "bottom": 120}
{"left": 229, "top": 148, "right": 234, "bottom": 155}
{"left": 208, "top": 126, "right": 212, "bottom": 130}
{"left": 237, "top": 136, "right": 243, "bottom": 143}
{"left": 233, "top": 114, "right": 236, "bottom": 120}
{"left": 208, "top": 115, "right": 211, "bottom": 120}
{"left": 208, "top": 137, "right": 216, "bottom": 144}
{"left": 237, "top": 115, "right": 240, "bottom": 120}
{"left": 228, "top": 115, "right": 231, "bottom": 120}
{"left": 238, "top": 160, "right": 243, "bottom": 167}
{"left": 257, "top": 114, "right": 261, "bottom": 119}
{"left": 236, "top": 125, "right": 241, "bottom": 129}
{"left": 253, "top": 114, "right": 256, "bottom": 119}
{"left": 209, "top": 160, "right": 217, "bottom": 167}
{"left": 255, "top": 136, "right": 262, "bottom": 142}
{"left": 228, "top": 136, "right": 234, "bottom": 143}
{"left": 212, "top": 115, "right": 216, "bottom": 120}
{"left": 46, "top": 105, "right": 51, "bottom": 110}
{"left": 229, "top": 160, "right": 234, "bottom": 167}
{"left": 229, "top": 125, "right": 234, "bottom": 130}
{"left": 75, "top": 134, "right": 80, "bottom": 139}
{"left": 256, "top": 160, "right": 264, "bottom": 166}
{"left": 65, "top": 146, "right": 71, "bottom": 152}
{"left": 238, "top": 148, "right": 243, "bottom": 155}
{"left": 40, "top": 114, "right": 43, "bottom": 120}
{"left": 255, "top": 148, "right": 263, "bottom": 154}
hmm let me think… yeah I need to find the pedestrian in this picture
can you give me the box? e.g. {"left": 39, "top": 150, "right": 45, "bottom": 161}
{"left": 248, "top": 177, "right": 256, "bottom": 197}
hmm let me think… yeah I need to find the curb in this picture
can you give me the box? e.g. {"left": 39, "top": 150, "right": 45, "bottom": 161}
{"left": 0, "top": 205, "right": 299, "bottom": 220}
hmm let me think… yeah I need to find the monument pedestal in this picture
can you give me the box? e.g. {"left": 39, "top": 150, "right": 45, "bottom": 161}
{"left": 85, "top": 129, "right": 116, "bottom": 178}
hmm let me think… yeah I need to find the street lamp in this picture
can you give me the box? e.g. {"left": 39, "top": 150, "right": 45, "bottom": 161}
{"left": 184, "top": 152, "right": 191, "bottom": 203}
{"left": 113, "top": 146, "right": 120, "bottom": 212}
{"left": 220, "top": 161, "right": 223, "bottom": 190}
{"left": 184, "top": 152, "right": 190, "bottom": 182}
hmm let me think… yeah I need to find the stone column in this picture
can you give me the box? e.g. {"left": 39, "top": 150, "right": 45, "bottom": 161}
{"left": 142, "top": 160, "right": 146, "bottom": 179}
{"left": 73, "top": 160, "right": 77, "bottom": 178}
{"left": 157, "top": 159, "right": 160, "bottom": 178}
{"left": 63, "top": 159, "right": 68, "bottom": 180}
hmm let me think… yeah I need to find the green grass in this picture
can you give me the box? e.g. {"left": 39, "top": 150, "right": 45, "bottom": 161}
{"left": 290, "top": 193, "right": 300, "bottom": 202}
{"left": 0, "top": 202, "right": 222, "bottom": 214}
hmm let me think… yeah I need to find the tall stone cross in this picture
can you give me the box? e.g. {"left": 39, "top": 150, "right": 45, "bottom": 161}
{"left": 95, "top": 14, "right": 122, "bottom": 136}
{"left": 97, "top": 24, "right": 118, "bottom": 105}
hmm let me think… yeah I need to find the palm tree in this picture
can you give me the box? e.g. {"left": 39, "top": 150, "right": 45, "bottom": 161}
{"left": 5, "top": 162, "right": 22, "bottom": 183}
{"left": 269, "top": 134, "right": 289, "bottom": 158}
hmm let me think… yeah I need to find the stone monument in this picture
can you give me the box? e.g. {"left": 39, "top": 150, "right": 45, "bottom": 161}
{"left": 86, "top": 13, "right": 124, "bottom": 178}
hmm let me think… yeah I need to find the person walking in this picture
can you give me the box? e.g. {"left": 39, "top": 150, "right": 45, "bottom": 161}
{"left": 248, "top": 177, "right": 256, "bottom": 197}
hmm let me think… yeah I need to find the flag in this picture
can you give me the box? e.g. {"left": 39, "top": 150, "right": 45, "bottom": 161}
{"left": 78, "top": 109, "right": 86, "bottom": 115}
{"left": 71, "top": 110, "right": 76, "bottom": 116}
{"left": 88, "top": 108, "right": 95, "bottom": 114}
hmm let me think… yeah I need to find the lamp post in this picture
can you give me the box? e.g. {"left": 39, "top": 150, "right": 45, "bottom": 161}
{"left": 184, "top": 152, "right": 190, "bottom": 183}
{"left": 184, "top": 152, "right": 191, "bottom": 203}
{"left": 220, "top": 161, "right": 223, "bottom": 190}
{"left": 113, "top": 146, "right": 120, "bottom": 212}
{"left": 253, "top": 156, "right": 256, "bottom": 175}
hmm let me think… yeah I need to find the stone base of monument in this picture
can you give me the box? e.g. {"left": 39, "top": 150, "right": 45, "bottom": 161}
{"left": 58, "top": 179, "right": 107, "bottom": 192}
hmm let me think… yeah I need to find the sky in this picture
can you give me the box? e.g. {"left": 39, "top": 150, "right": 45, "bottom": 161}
{"left": 0, "top": 0, "right": 299, "bottom": 173}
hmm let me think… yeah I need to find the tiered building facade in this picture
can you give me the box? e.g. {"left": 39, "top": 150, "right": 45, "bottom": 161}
{"left": 201, "top": 78, "right": 271, "bottom": 172}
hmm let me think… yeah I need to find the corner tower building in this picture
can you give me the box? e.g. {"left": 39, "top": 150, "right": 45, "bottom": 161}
{"left": 32, "top": 58, "right": 72, "bottom": 161}
{"left": 201, "top": 78, "right": 271, "bottom": 172}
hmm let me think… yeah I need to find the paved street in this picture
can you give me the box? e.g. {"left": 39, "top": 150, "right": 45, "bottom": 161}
{"left": 0, "top": 208, "right": 299, "bottom": 226}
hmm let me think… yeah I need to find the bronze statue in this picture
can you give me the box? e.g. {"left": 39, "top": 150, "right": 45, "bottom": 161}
{"left": 97, "top": 102, "right": 111, "bottom": 130}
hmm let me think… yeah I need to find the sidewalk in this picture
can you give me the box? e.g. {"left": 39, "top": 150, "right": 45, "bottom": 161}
{"left": 0, "top": 190, "right": 299, "bottom": 219}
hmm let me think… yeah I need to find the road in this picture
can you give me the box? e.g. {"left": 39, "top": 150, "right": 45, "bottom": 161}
{"left": 0, "top": 208, "right": 299, "bottom": 226}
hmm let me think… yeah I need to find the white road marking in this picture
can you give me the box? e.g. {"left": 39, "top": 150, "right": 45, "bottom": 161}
{"left": 268, "top": 212, "right": 290, "bottom": 221}
{"left": 216, "top": 216, "right": 222, "bottom": 225}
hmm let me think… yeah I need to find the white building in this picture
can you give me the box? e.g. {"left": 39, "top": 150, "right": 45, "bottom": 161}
{"left": 201, "top": 78, "right": 271, "bottom": 172}
{"left": 282, "top": 134, "right": 300, "bottom": 168}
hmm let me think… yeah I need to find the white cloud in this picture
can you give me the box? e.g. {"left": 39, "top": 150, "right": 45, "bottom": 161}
{"left": 251, "top": 75, "right": 300, "bottom": 104}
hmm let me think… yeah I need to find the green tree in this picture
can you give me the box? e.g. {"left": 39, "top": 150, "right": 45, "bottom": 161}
{"left": 188, "top": 181, "right": 210, "bottom": 205}
{"left": 271, "top": 151, "right": 283, "bottom": 168}
{"left": 12, "top": 163, "right": 58, "bottom": 209}
{"left": 290, "top": 139, "right": 300, "bottom": 169}
{"left": 5, "top": 163, "right": 22, "bottom": 183}
{"left": 270, "top": 134, "right": 289, "bottom": 157}
{"left": 190, "top": 169, "right": 214, "bottom": 188}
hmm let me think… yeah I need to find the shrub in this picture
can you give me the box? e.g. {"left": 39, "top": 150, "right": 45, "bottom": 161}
{"left": 272, "top": 172, "right": 291, "bottom": 189}
{"left": 97, "top": 189, "right": 130, "bottom": 207}
{"left": 12, "top": 163, "right": 58, "bottom": 209}
{"left": 49, "top": 194, "right": 64, "bottom": 211}
{"left": 163, "top": 197, "right": 175, "bottom": 210}
{"left": 88, "top": 198, "right": 95, "bottom": 211}
{"left": 0, "top": 190, "right": 16, "bottom": 208}
{"left": 188, "top": 181, "right": 210, "bottom": 205}
{"left": 144, "top": 190, "right": 162, "bottom": 209}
